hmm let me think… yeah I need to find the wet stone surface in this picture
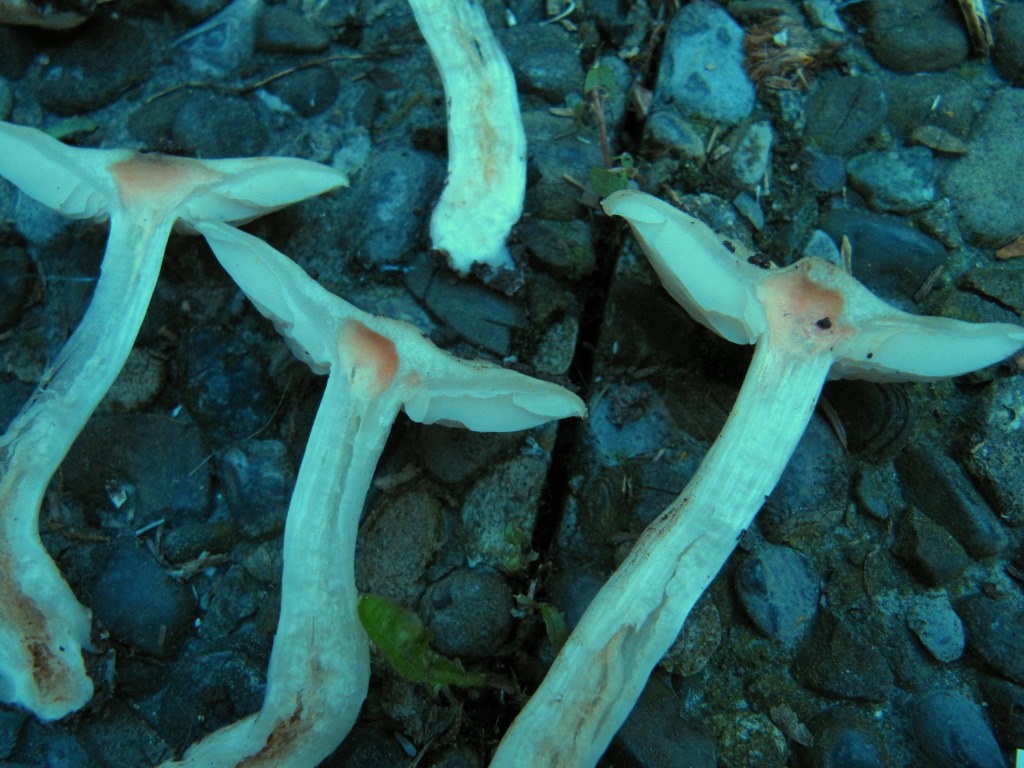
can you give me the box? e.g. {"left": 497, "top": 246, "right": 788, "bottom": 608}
{"left": 0, "top": 1, "right": 1022, "bottom": 766}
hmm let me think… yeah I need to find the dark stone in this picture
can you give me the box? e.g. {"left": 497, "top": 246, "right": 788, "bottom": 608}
{"left": 981, "top": 677, "right": 1024, "bottom": 746}
{"left": 77, "top": 702, "right": 167, "bottom": 768}
{"left": 911, "top": 689, "right": 1004, "bottom": 768}
{"left": 545, "top": 568, "right": 606, "bottom": 630}
{"left": 805, "top": 77, "right": 889, "bottom": 155}
{"left": 943, "top": 89, "right": 1024, "bottom": 246}
{"left": 960, "top": 376, "right": 1024, "bottom": 526}
{"left": 265, "top": 66, "right": 340, "bottom": 117}
{"left": 823, "top": 379, "right": 913, "bottom": 461}
{"left": 91, "top": 539, "right": 196, "bottom": 657}
{"left": 957, "top": 594, "right": 1024, "bottom": 684}
{"left": 171, "top": 91, "right": 266, "bottom": 158}
{"left": 345, "top": 148, "right": 444, "bottom": 268}
{"left": 405, "top": 258, "right": 527, "bottom": 356}
{"left": 0, "top": 707, "right": 27, "bottom": 760}
{"left": 178, "top": 326, "right": 279, "bottom": 445}
{"left": 734, "top": 542, "right": 820, "bottom": 645}
{"left": 0, "top": 245, "right": 33, "bottom": 332}
{"left": 419, "top": 568, "right": 513, "bottom": 660}
{"left": 793, "top": 611, "right": 894, "bottom": 702}
{"left": 518, "top": 218, "right": 597, "bottom": 280}
{"left": 761, "top": 415, "right": 848, "bottom": 544}
{"left": 866, "top": 0, "right": 969, "bottom": 73}
{"left": 157, "top": 644, "right": 265, "bottom": 752}
{"left": 895, "top": 445, "right": 1008, "bottom": 558}
{"left": 499, "top": 23, "right": 583, "bottom": 103}
{"left": 417, "top": 424, "right": 520, "bottom": 485}
{"left": 62, "top": 412, "right": 211, "bottom": 518}
{"left": 893, "top": 507, "right": 970, "bottom": 586}
{"left": 257, "top": 4, "right": 331, "bottom": 52}
{"left": 805, "top": 706, "right": 889, "bottom": 768}
{"left": 325, "top": 723, "right": 409, "bottom": 767}
{"left": 161, "top": 519, "right": 236, "bottom": 563}
{"left": 993, "top": 3, "right": 1024, "bottom": 85}
{"left": 37, "top": 19, "right": 155, "bottom": 114}
{"left": 522, "top": 109, "right": 603, "bottom": 221}
{"left": 219, "top": 439, "right": 295, "bottom": 540}
{"left": 817, "top": 208, "right": 946, "bottom": 305}
{"left": 0, "top": 27, "right": 35, "bottom": 80}
{"left": 609, "top": 675, "right": 717, "bottom": 768}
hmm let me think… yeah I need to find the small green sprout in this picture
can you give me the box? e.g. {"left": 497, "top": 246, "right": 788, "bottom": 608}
{"left": 358, "top": 593, "right": 487, "bottom": 689}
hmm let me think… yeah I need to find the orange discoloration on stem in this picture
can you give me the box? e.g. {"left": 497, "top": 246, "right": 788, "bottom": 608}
{"left": 110, "top": 154, "right": 220, "bottom": 209}
{"left": 341, "top": 320, "right": 399, "bottom": 394}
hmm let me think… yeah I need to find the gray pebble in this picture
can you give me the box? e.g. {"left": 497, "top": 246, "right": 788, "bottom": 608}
{"left": 992, "top": 3, "right": 1024, "bottom": 84}
{"left": 420, "top": 568, "right": 512, "bottom": 659}
{"left": 219, "top": 439, "right": 295, "bottom": 540}
{"left": 91, "top": 540, "right": 195, "bottom": 657}
{"left": 957, "top": 594, "right": 1024, "bottom": 685}
{"left": 866, "top": 0, "right": 969, "bottom": 73}
{"left": 911, "top": 689, "right": 1004, "bottom": 768}
{"left": 734, "top": 542, "right": 820, "bottom": 646}
{"left": 846, "top": 146, "right": 936, "bottom": 213}
{"left": 943, "top": 88, "right": 1024, "bottom": 246}
{"left": 805, "top": 77, "right": 888, "bottom": 155}
{"left": 906, "top": 591, "right": 964, "bottom": 663}
{"left": 655, "top": 0, "right": 754, "bottom": 125}
{"left": 461, "top": 454, "right": 548, "bottom": 573}
{"left": 895, "top": 445, "right": 1008, "bottom": 559}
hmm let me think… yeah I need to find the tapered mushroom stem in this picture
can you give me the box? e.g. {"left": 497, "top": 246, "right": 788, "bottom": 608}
{"left": 160, "top": 322, "right": 406, "bottom": 768}
{"left": 0, "top": 208, "right": 173, "bottom": 720}
{"left": 492, "top": 337, "right": 831, "bottom": 767}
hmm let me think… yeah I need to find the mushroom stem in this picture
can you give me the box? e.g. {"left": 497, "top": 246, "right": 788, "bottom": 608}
{"left": 491, "top": 337, "right": 831, "bottom": 767}
{"left": 491, "top": 189, "right": 1024, "bottom": 768}
{"left": 161, "top": 221, "right": 584, "bottom": 767}
{"left": 407, "top": 0, "right": 526, "bottom": 274}
{"left": 159, "top": 333, "right": 403, "bottom": 767}
{"left": 0, "top": 208, "right": 173, "bottom": 721}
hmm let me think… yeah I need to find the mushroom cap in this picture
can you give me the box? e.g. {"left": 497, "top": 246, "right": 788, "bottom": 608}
{"left": 196, "top": 221, "right": 586, "bottom": 432}
{"left": 0, "top": 120, "right": 348, "bottom": 226}
{"left": 605, "top": 189, "right": 1024, "bottom": 382}
{"left": 602, "top": 189, "right": 767, "bottom": 345}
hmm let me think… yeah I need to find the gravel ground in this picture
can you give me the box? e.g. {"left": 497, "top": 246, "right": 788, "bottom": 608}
{"left": 1, "top": 0, "right": 1024, "bottom": 766}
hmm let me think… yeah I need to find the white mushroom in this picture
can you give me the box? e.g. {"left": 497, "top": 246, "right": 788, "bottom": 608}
{"left": 157, "top": 221, "right": 584, "bottom": 768}
{"left": 0, "top": 120, "right": 347, "bottom": 721}
{"left": 407, "top": 0, "right": 527, "bottom": 274}
{"left": 490, "top": 189, "right": 1024, "bottom": 768}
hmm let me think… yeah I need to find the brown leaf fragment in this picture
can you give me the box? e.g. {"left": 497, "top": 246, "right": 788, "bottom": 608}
{"left": 995, "top": 236, "right": 1024, "bottom": 260}
{"left": 909, "top": 125, "right": 968, "bottom": 155}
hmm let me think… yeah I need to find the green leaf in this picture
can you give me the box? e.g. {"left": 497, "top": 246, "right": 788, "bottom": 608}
{"left": 358, "top": 593, "right": 487, "bottom": 689}
{"left": 589, "top": 166, "right": 629, "bottom": 197}
{"left": 584, "top": 65, "right": 617, "bottom": 96}
{"left": 516, "top": 595, "right": 570, "bottom": 653}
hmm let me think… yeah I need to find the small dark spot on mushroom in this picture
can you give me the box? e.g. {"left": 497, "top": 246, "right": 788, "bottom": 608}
{"left": 722, "top": 240, "right": 736, "bottom": 253}
{"left": 748, "top": 252, "right": 771, "bottom": 269}
{"left": 816, "top": 317, "right": 832, "bottom": 329}
{"left": 867, "top": 352, "right": 874, "bottom": 359}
